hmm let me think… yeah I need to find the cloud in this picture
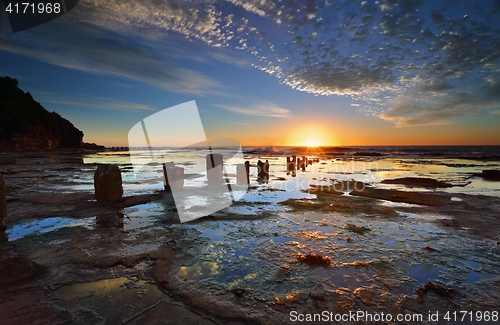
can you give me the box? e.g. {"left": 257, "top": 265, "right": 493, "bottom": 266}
{"left": 215, "top": 102, "right": 291, "bottom": 117}
{"left": 243, "top": 0, "right": 500, "bottom": 126}
{"left": 74, "top": 0, "right": 224, "bottom": 43}
{"left": 33, "top": 92, "right": 157, "bottom": 112}
{"left": 380, "top": 78, "right": 500, "bottom": 126}
{"left": 2, "top": 0, "right": 500, "bottom": 126}
{"left": 0, "top": 21, "right": 221, "bottom": 95}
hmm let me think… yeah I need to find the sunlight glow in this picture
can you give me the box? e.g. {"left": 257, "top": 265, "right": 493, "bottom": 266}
{"left": 303, "top": 139, "right": 322, "bottom": 147}
{"left": 287, "top": 123, "right": 334, "bottom": 147}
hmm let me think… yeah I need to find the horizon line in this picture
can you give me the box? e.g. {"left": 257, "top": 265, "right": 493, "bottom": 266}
{"left": 107, "top": 144, "right": 500, "bottom": 148}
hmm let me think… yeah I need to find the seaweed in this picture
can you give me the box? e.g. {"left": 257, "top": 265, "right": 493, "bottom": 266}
{"left": 415, "top": 281, "right": 458, "bottom": 302}
{"left": 344, "top": 223, "right": 370, "bottom": 235}
{"left": 297, "top": 254, "right": 331, "bottom": 267}
{"left": 352, "top": 261, "right": 369, "bottom": 267}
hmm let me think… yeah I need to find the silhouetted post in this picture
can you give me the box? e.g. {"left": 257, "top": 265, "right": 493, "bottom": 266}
{"left": 206, "top": 153, "right": 224, "bottom": 185}
{"left": 298, "top": 156, "right": 306, "bottom": 171}
{"left": 287, "top": 155, "right": 297, "bottom": 175}
{"left": 162, "top": 162, "right": 170, "bottom": 187}
{"left": 245, "top": 161, "right": 250, "bottom": 184}
{"left": 257, "top": 160, "right": 269, "bottom": 183}
{"left": 0, "top": 173, "right": 6, "bottom": 230}
{"left": 303, "top": 156, "right": 308, "bottom": 167}
{"left": 257, "top": 160, "right": 264, "bottom": 177}
{"left": 257, "top": 160, "right": 269, "bottom": 178}
{"left": 163, "top": 161, "right": 184, "bottom": 191}
{"left": 94, "top": 165, "right": 123, "bottom": 202}
{"left": 237, "top": 163, "right": 248, "bottom": 185}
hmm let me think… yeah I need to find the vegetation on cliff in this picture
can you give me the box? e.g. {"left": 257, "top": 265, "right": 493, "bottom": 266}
{"left": 0, "top": 76, "right": 85, "bottom": 150}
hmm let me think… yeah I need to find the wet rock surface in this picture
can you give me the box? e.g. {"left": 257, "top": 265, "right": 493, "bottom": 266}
{"left": 1, "top": 150, "right": 500, "bottom": 324}
{"left": 476, "top": 169, "right": 500, "bottom": 181}
{"left": 0, "top": 248, "right": 49, "bottom": 288}
{"left": 350, "top": 186, "right": 453, "bottom": 206}
{"left": 381, "top": 177, "right": 454, "bottom": 188}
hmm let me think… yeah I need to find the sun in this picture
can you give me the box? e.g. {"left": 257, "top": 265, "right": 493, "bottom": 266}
{"left": 303, "top": 139, "right": 322, "bottom": 147}
{"left": 288, "top": 124, "right": 331, "bottom": 147}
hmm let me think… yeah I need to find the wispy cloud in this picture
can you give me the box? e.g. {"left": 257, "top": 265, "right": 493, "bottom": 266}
{"left": 215, "top": 102, "right": 291, "bottom": 117}
{"left": 33, "top": 91, "right": 156, "bottom": 112}
{"left": 1, "top": 20, "right": 221, "bottom": 95}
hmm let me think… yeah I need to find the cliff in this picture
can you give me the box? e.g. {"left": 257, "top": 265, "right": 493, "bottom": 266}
{"left": 0, "top": 76, "right": 85, "bottom": 150}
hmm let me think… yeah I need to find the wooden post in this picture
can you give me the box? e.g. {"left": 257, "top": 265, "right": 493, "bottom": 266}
{"left": 299, "top": 156, "right": 306, "bottom": 171}
{"left": 206, "top": 153, "right": 224, "bottom": 185}
{"left": 237, "top": 163, "right": 248, "bottom": 185}
{"left": 287, "top": 156, "right": 296, "bottom": 175}
{"left": 163, "top": 161, "right": 184, "bottom": 191}
{"left": 257, "top": 160, "right": 269, "bottom": 183}
{"left": 94, "top": 165, "right": 123, "bottom": 203}
{"left": 257, "top": 160, "right": 269, "bottom": 178}
{"left": 245, "top": 161, "right": 250, "bottom": 184}
{"left": 257, "top": 160, "right": 264, "bottom": 177}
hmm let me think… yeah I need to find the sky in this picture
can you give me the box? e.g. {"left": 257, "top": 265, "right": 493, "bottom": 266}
{"left": 1, "top": 0, "right": 500, "bottom": 147}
